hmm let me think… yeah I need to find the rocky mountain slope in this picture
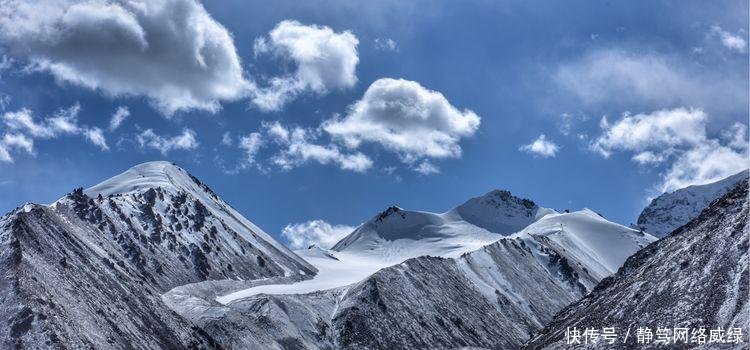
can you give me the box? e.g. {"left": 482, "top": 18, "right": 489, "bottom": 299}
{"left": 637, "top": 170, "right": 747, "bottom": 237}
{"left": 0, "top": 161, "right": 314, "bottom": 349}
{"left": 169, "top": 200, "right": 653, "bottom": 349}
{"left": 526, "top": 179, "right": 749, "bottom": 349}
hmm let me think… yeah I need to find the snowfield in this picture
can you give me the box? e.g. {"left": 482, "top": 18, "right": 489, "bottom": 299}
{"left": 217, "top": 192, "right": 654, "bottom": 305}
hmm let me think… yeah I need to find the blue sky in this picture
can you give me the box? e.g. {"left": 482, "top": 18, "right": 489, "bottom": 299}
{"left": 0, "top": 0, "right": 747, "bottom": 248}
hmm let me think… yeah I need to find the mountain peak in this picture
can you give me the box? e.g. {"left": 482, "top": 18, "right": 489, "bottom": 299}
{"left": 636, "top": 169, "right": 748, "bottom": 237}
{"left": 83, "top": 161, "right": 194, "bottom": 197}
{"left": 452, "top": 189, "right": 555, "bottom": 234}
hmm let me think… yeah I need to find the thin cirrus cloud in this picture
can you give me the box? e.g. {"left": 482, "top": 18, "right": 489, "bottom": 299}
{"left": 590, "top": 107, "right": 748, "bottom": 193}
{"left": 0, "top": 104, "right": 109, "bottom": 162}
{"left": 554, "top": 49, "right": 748, "bottom": 116}
{"left": 108, "top": 106, "right": 130, "bottom": 131}
{"left": 374, "top": 38, "right": 398, "bottom": 51}
{"left": 519, "top": 134, "right": 560, "bottom": 158}
{"left": 0, "top": 0, "right": 251, "bottom": 117}
{"left": 281, "top": 219, "right": 356, "bottom": 250}
{"left": 251, "top": 20, "right": 360, "bottom": 112}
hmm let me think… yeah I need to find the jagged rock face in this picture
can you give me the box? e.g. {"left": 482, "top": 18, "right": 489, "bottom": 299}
{"left": 636, "top": 170, "right": 747, "bottom": 237}
{"left": 526, "top": 180, "right": 749, "bottom": 350}
{"left": 0, "top": 205, "right": 219, "bottom": 349}
{"left": 0, "top": 161, "right": 315, "bottom": 349}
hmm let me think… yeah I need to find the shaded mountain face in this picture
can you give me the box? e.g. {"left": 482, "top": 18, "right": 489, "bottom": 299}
{"left": 637, "top": 170, "right": 748, "bottom": 237}
{"left": 526, "top": 179, "right": 749, "bottom": 350}
{"left": 0, "top": 161, "right": 314, "bottom": 349}
{"left": 169, "top": 208, "right": 653, "bottom": 350}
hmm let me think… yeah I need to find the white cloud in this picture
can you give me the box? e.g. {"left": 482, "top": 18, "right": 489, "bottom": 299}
{"left": 0, "top": 0, "right": 250, "bottom": 116}
{"left": 324, "top": 78, "right": 480, "bottom": 165}
{"left": 591, "top": 107, "right": 748, "bottom": 193}
{"left": 660, "top": 140, "right": 748, "bottom": 193}
{"left": 710, "top": 26, "right": 747, "bottom": 53}
{"left": 136, "top": 128, "right": 198, "bottom": 155}
{"left": 0, "top": 104, "right": 108, "bottom": 161}
{"left": 251, "top": 20, "right": 359, "bottom": 111}
{"left": 631, "top": 151, "right": 665, "bottom": 165}
{"left": 722, "top": 122, "right": 748, "bottom": 150}
{"left": 374, "top": 38, "right": 398, "bottom": 51}
{"left": 238, "top": 132, "right": 264, "bottom": 167}
{"left": 592, "top": 108, "right": 707, "bottom": 157}
{"left": 414, "top": 160, "right": 440, "bottom": 175}
{"left": 519, "top": 134, "right": 560, "bottom": 158}
{"left": 221, "top": 132, "right": 233, "bottom": 146}
{"left": 555, "top": 49, "right": 747, "bottom": 115}
{"left": 108, "top": 106, "right": 129, "bottom": 131}
{"left": 2, "top": 133, "right": 34, "bottom": 155}
{"left": 281, "top": 219, "right": 355, "bottom": 249}
{"left": 83, "top": 127, "right": 108, "bottom": 150}
{"left": 265, "top": 121, "right": 372, "bottom": 173}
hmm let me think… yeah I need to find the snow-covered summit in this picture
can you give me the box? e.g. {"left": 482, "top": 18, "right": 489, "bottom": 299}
{"left": 451, "top": 189, "right": 557, "bottom": 234}
{"left": 636, "top": 169, "right": 748, "bottom": 237}
{"left": 513, "top": 208, "right": 656, "bottom": 279}
{"left": 84, "top": 161, "right": 215, "bottom": 197}
{"left": 331, "top": 189, "right": 556, "bottom": 261}
{"left": 63, "top": 160, "right": 315, "bottom": 274}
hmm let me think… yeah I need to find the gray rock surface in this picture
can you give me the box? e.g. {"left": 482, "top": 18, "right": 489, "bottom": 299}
{"left": 526, "top": 179, "right": 749, "bottom": 349}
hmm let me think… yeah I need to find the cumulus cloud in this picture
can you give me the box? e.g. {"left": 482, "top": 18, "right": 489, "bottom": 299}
{"left": 324, "top": 78, "right": 480, "bottom": 166}
{"left": 374, "top": 38, "right": 398, "bottom": 51}
{"left": 0, "top": 0, "right": 251, "bottom": 116}
{"left": 136, "top": 128, "right": 198, "bottom": 155}
{"left": 281, "top": 219, "right": 355, "bottom": 250}
{"left": 592, "top": 108, "right": 707, "bottom": 157}
{"left": 265, "top": 121, "right": 372, "bottom": 173}
{"left": 710, "top": 26, "right": 747, "bottom": 53}
{"left": 555, "top": 49, "right": 747, "bottom": 115}
{"left": 0, "top": 104, "right": 108, "bottom": 161}
{"left": 591, "top": 107, "right": 748, "bottom": 193}
{"left": 251, "top": 20, "right": 359, "bottom": 111}
{"left": 108, "top": 106, "right": 129, "bottom": 131}
{"left": 519, "top": 134, "right": 560, "bottom": 158}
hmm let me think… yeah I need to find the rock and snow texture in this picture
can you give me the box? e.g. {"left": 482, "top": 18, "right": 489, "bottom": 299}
{"left": 0, "top": 161, "right": 313, "bottom": 349}
{"left": 526, "top": 179, "right": 749, "bottom": 350}
{"left": 637, "top": 169, "right": 748, "bottom": 237}
{"left": 333, "top": 190, "right": 557, "bottom": 260}
{"left": 329, "top": 210, "right": 654, "bottom": 349}
{"left": 183, "top": 201, "right": 653, "bottom": 349}
{"left": 220, "top": 190, "right": 554, "bottom": 303}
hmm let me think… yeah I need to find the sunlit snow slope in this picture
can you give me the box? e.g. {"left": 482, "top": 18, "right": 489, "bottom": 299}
{"left": 636, "top": 169, "right": 748, "bottom": 237}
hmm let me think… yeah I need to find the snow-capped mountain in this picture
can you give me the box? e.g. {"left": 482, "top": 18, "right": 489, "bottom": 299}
{"left": 0, "top": 161, "right": 314, "bottom": 349}
{"left": 526, "top": 179, "right": 748, "bottom": 350}
{"left": 173, "top": 191, "right": 654, "bottom": 349}
{"left": 332, "top": 190, "right": 557, "bottom": 261}
{"left": 329, "top": 209, "right": 654, "bottom": 349}
{"left": 636, "top": 169, "right": 748, "bottom": 237}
